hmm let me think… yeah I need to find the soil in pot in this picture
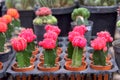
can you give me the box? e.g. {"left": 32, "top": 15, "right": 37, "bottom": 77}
{"left": 37, "top": 62, "right": 60, "bottom": 72}
{"left": 90, "top": 61, "right": 112, "bottom": 70}
{"left": 12, "top": 63, "right": 35, "bottom": 72}
{"left": 65, "top": 61, "right": 87, "bottom": 71}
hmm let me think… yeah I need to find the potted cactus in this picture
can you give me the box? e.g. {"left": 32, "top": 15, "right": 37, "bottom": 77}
{"left": 38, "top": 33, "right": 60, "bottom": 71}
{"left": 65, "top": 25, "right": 87, "bottom": 61}
{"left": 0, "top": 21, "right": 11, "bottom": 63}
{"left": 90, "top": 37, "right": 112, "bottom": 70}
{"left": 2, "top": 0, "right": 36, "bottom": 28}
{"left": 33, "top": 7, "right": 57, "bottom": 42}
{"left": 18, "top": 28, "right": 37, "bottom": 63}
{"left": 36, "top": 0, "right": 76, "bottom": 36}
{"left": 79, "top": 0, "right": 118, "bottom": 38}
{"left": 65, "top": 35, "right": 87, "bottom": 71}
{"left": 11, "top": 37, "right": 34, "bottom": 72}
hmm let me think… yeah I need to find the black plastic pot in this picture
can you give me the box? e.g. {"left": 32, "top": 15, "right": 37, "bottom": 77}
{"left": 0, "top": 47, "right": 11, "bottom": 62}
{"left": 33, "top": 25, "right": 46, "bottom": 43}
{"left": 2, "top": 6, "right": 35, "bottom": 29}
{"left": 112, "top": 39, "right": 120, "bottom": 69}
{"left": 51, "top": 4, "right": 77, "bottom": 36}
{"left": 80, "top": 5, "right": 118, "bottom": 38}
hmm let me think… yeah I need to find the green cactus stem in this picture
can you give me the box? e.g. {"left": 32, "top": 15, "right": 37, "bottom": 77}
{"left": 5, "top": 23, "right": 14, "bottom": 40}
{"left": 12, "top": 19, "right": 21, "bottom": 28}
{"left": 16, "top": 50, "right": 30, "bottom": 68}
{"left": 76, "top": 16, "right": 84, "bottom": 25}
{"left": 93, "top": 50, "right": 106, "bottom": 66}
{"left": 44, "top": 49, "right": 56, "bottom": 67}
{"left": 72, "top": 47, "right": 83, "bottom": 67}
{"left": 67, "top": 42, "right": 74, "bottom": 59}
{"left": 26, "top": 42, "right": 36, "bottom": 58}
{"left": 0, "top": 33, "right": 6, "bottom": 52}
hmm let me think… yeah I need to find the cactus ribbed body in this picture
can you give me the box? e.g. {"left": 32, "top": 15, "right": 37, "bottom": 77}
{"left": 44, "top": 49, "right": 56, "bottom": 67}
{"left": 93, "top": 50, "right": 106, "bottom": 66}
{"left": 72, "top": 47, "right": 83, "bottom": 67}
{"left": 67, "top": 42, "right": 74, "bottom": 59}
{"left": 0, "top": 33, "right": 6, "bottom": 52}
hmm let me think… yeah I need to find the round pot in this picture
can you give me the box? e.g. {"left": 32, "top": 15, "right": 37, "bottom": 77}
{"left": 12, "top": 63, "right": 34, "bottom": 72}
{"left": 30, "top": 55, "right": 37, "bottom": 63}
{"left": 0, "top": 62, "right": 3, "bottom": 70}
{"left": 56, "top": 47, "right": 62, "bottom": 56}
{"left": 0, "top": 47, "right": 11, "bottom": 62}
{"left": 40, "top": 54, "right": 60, "bottom": 62}
{"left": 37, "top": 62, "right": 60, "bottom": 72}
{"left": 51, "top": 4, "right": 77, "bottom": 36}
{"left": 32, "top": 47, "right": 39, "bottom": 55}
{"left": 65, "top": 61, "right": 87, "bottom": 71}
{"left": 112, "top": 39, "right": 120, "bottom": 69}
{"left": 89, "top": 54, "right": 111, "bottom": 61}
{"left": 33, "top": 24, "right": 46, "bottom": 43}
{"left": 80, "top": 5, "right": 118, "bottom": 38}
{"left": 90, "top": 61, "right": 112, "bottom": 70}
{"left": 64, "top": 54, "right": 86, "bottom": 61}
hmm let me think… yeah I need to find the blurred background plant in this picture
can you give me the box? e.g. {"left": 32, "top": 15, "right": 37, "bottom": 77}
{"left": 5, "top": 0, "right": 35, "bottom": 10}
{"left": 36, "top": 0, "right": 74, "bottom": 8}
{"left": 79, "top": 0, "right": 116, "bottom": 6}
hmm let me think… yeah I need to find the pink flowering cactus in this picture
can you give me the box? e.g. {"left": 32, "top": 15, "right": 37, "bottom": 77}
{"left": 11, "top": 37, "right": 27, "bottom": 52}
{"left": 0, "top": 22, "right": 8, "bottom": 32}
{"left": 68, "top": 31, "right": 83, "bottom": 42}
{"left": 91, "top": 37, "right": 107, "bottom": 51}
{"left": 35, "top": 7, "right": 52, "bottom": 16}
{"left": 19, "top": 28, "right": 36, "bottom": 43}
{"left": 72, "top": 36, "right": 87, "bottom": 48}
{"left": 39, "top": 38, "right": 56, "bottom": 49}
{"left": 73, "top": 25, "right": 87, "bottom": 35}
{"left": 45, "top": 25, "right": 61, "bottom": 35}
{"left": 44, "top": 31, "right": 58, "bottom": 41}
{"left": 97, "top": 31, "right": 113, "bottom": 43}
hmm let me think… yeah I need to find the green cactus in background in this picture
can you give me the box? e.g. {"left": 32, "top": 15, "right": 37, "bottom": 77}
{"left": 5, "top": 0, "right": 35, "bottom": 10}
{"left": 72, "top": 7, "right": 90, "bottom": 25}
{"left": 79, "top": 0, "right": 116, "bottom": 6}
{"left": 116, "top": 20, "right": 120, "bottom": 27}
{"left": 37, "top": 0, "right": 74, "bottom": 8}
{"left": 0, "top": 33, "right": 6, "bottom": 52}
{"left": 33, "top": 15, "right": 57, "bottom": 25}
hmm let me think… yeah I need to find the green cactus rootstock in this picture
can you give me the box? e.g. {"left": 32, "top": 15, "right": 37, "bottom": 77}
{"left": 67, "top": 42, "right": 74, "bottom": 59}
{"left": 72, "top": 8, "right": 90, "bottom": 25}
{"left": 5, "top": 23, "right": 14, "bottom": 40}
{"left": 93, "top": 50, "right": 106, "bottom": 66}
{"left": 26, "top": 42, "right": 36, "bottom": 58}
{"left": 0, "top": 33, "right": 6, "bottom": 52}
{"left": 44, "top": 49, "right": 56, "bottom": 67}
{"left": 72, "top": 47, "right": 83, "bottom": 67}
{"left": 16, "top": 50, "right": 31, "bottom": 68}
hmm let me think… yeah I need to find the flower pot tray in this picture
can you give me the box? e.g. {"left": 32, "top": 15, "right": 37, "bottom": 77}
{"left": 0, "top": 50, "right": 15, "bottom": 78}
{"left": 6, "top": 37, "right": 118, "bottom": 80}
